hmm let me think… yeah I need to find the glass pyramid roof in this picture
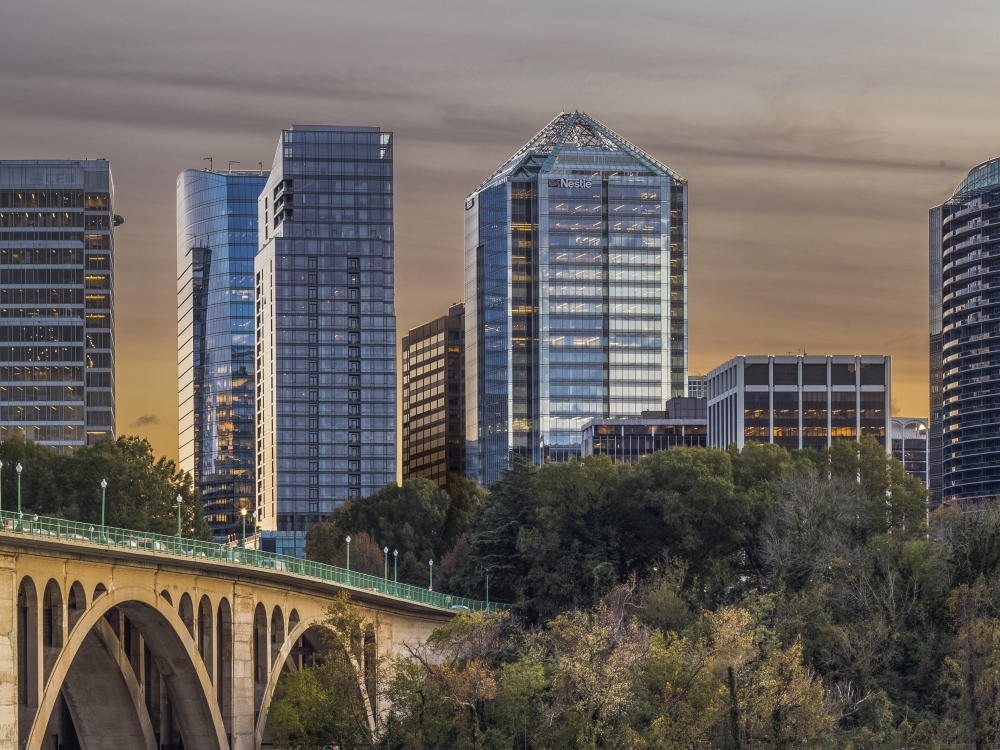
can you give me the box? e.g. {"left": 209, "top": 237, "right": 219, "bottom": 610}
{"left": 476, "top": 111, "right": 685, "bottom": 192}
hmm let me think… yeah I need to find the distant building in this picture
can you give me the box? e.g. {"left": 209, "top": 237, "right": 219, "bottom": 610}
{"left": 0, "top": 160, "right": 117, "bottom": 452}
{"left": 581, "top": 397, "right": 707, "bottom": 462}
{"left": 891, "top": 417, "right": 929, "bottom": 487}
{"left": 402, "top": 303, "right": 465, "bottom": 489}
{"left": 254, "top": 125, "right": 396, "bottom": 558}
{"left": 464, "top": 111, "right": 689, "bottom": 485}
{"left": 687, "top": 374, "right": 707, "bottom": 399}
{"left": 707, "top": 355, "right": 891, "bottom": 451}
{"left": 177, "top": 168, "right": 268, "bottom": 540}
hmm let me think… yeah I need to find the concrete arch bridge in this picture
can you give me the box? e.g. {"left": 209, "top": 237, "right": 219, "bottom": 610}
{"left": 0, "top": 512, "right": 488, "bottom": 750}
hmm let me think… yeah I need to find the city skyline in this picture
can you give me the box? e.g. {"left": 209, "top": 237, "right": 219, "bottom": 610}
{"left": 4, "top": 1, "right": 996, "bottom": 461}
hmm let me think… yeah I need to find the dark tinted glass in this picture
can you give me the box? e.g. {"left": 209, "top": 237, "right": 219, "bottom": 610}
{"left": 860, "top": 363, "right": 885, "bottom": 385}
{"left": 744, "top": 363, "right": 769, "bottom": 385}
{"left": 773, "top": 364, "right": 798, "bottom": 385}
{"left": 831, "top": 363, "right": 856, "bottom": 385}
{"left": 802, "top": 363, "right": 827, "bottom": 385}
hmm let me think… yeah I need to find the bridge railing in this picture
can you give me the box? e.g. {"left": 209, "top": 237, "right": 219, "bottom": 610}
{"left": 0, "top": 510, "right": 499, "bottom": 613}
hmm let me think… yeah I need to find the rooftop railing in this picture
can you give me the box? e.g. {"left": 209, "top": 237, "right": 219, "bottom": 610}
{"left": 0, "top": 509, "right": 496, "bottom": 613}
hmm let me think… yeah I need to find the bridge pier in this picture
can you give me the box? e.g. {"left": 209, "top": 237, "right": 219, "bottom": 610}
{"left": 232, "top": 586, "right": 257, "bottom": 750}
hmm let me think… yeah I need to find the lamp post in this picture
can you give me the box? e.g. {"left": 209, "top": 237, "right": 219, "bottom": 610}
{"left": 393, "top": 549, "right": 398, "bottom": 585}
{"left": 346, "top": 536, "right": 351, "bottom": 572}
{"left": 429, "top": 559, "right": 433, "bottom": 591}
{"left": 0, "top": 460, "right": 4, "bottom": 515}
{"left": 383, "top": 546, "right": 388, "bottom": 580}
{"left": 485, "top": 567, "right": 490, "bottom": 613}
{"left": 240, "top": 507, "right": 247, "bottom": 547}
{"left": 100, "top": 479, "right": 107, "bottom": 532}
{"left": 16, "top": 463, "right": 22, "bottom": 528}
{"left": 176, "top": 494, "right": 182, "bottom": 539}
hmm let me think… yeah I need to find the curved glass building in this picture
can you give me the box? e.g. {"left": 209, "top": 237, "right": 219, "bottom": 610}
{"left": 177, "top": 169, "right": 267, "bottom": 540}
{"left": 464, "top": 112, "right": 688, "bottom": 485}
{"left": 930, "top": 157, "right": 1000, "bottom": 504}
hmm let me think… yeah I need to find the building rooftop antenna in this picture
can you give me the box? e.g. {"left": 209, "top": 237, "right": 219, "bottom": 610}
{"left": 259, "top": 162, "right": 263, "bottom": 175}
{"left": 204, "top": 157, "right": 213, "bottom": 171}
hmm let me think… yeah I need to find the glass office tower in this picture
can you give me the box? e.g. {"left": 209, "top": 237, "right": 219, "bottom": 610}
{"left": 932, "top": 158, "right": 1000, "bottom": 505}
{"left": 464, "top": 112, "right": 688, "bottom": 485}
{"left": 0, "top": 160, "right": 117, "bottom": 452}
{"left": 177, "top": 169, "right": 267, "bottom": 540}
{"left": 255, "top": 125, "right": 395, "bottom": 557}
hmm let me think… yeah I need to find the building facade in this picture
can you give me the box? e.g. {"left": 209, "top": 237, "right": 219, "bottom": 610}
{"left": 0, "top": 160, "right": 117, "bottom": 452}
{"left": 891, "top": 416, "right": 929, "bottom": 487}
{"left": 707, "top": 355, "right": 891, "bottom": 451}
{"left": 177, "top": 169, "right": 268, "bottom": 540}
{"left": 930, "top": 158, "right": 1000, "bottom": 505}
{"left": 687, "top": 374, "right": 707, "bottom": 399}
{"left": 581, "top": 396, "right": 706, "bottom": 462}
{"left": 464, "top": 111, "right": 688, "bottom": 485}
{"left": 402, "top": 303, "right": 465, "bottom": 488}
{"left": 255, "top": 125, "right": 396, "bottom": 557}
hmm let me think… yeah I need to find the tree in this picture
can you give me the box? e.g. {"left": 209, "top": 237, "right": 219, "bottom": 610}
{"left": 0, "top": 435, "right": 209, "bottom": 540}
{"left": 270, "top": 592, "right": 391, "bottom": 749}
{"left": 306, "top": 479, "right": 450, "bottom": 585}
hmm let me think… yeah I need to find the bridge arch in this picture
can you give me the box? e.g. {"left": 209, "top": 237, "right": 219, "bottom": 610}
{"left": 25, "top": 585, "right": 228, "bottom": 750}
{"left": 254, "top": 613, "right": 327, "bottom": 750}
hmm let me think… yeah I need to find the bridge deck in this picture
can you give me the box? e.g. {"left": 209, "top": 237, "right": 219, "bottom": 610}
{"left": 0, "top": 510, "right": 494, "bottom": 615}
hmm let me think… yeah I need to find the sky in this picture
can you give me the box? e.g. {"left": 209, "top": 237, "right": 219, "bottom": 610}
{"left": 2, "top": 0, "right": 996, "bottom": 461}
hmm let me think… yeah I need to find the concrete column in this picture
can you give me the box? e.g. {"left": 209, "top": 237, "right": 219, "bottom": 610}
{"left": 231, "top": 586, "right": 256, "bottom": 750}
{"left": 0, "top": 554, "right": 17, "bottom": 750}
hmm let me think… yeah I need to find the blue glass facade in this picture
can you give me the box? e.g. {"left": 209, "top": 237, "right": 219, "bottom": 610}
{"left": 177, "top": 170, "right": 267, "bottom": 540}
{"left": 465, "top": 112, "right": 688, "bottom": 485}
{"left": 255, "top": 126, "right": 395, "bottom": 557}
{"left": 932, "top": 157, "right": 1000, "bottom": 504}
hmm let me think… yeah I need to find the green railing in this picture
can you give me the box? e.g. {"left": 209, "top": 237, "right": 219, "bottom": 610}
{"left": 0, "top": 510, "right": 497, "bottom": 613}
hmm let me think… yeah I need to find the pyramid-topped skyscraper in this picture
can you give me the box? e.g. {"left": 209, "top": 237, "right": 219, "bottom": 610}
{"left": 464, "top": 112, "right": 689, "bottom": 484}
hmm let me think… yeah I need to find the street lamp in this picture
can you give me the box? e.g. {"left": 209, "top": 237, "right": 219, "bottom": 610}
{"left": 383, "top": 546, "right": 388, "bottom": 580}
{"left": 16, "top": 463, "right": 22, "bottom": 528}
{"left": 240, "top": 507, "right": 248, "bottom": 547}
{"left": 100, "top": 479, "right": 107, "bottom": 531}
{"left": 429, "top": 559, "right": 433, "bottom": 591}
{"left": 485, "top": 567, "right": 490, "bottom": 613}
{"left": 346, "top": 535, "right": 351, "bottom": 572}
{"left": 393, "top": 549, "right": 398, "bottom": 584}
{"left": 0, "top": 460, "right": 4, "bottom": 515}
{"left": 176, "top": 494, "right": 183, "bottom": 539}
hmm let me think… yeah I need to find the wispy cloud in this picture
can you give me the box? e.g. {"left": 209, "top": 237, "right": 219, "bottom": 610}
{"left": 131, "top": 414, "right": 160, "bottom": 428}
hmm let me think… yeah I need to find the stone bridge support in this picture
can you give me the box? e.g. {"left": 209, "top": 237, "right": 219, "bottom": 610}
{"left": 0, "top": 534, "right": 452, "bottom": 750}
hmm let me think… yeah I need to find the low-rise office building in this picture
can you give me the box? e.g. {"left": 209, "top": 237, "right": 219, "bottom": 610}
{"left": 707, "top": 355, "right": 891, "bottom": 451}
{"left": 581, "top": 397, "right": 707, "bottom": 462}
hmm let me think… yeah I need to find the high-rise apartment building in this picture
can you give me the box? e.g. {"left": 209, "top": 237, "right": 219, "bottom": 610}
{"left": 891, "top": 417, "right": 929, "bottom": 487}
{"left": 464, "top": 112, "right": 688, "bottom": 485}
{"left": 255, "top": 125, "right": 396, "bottom": 557}
{"left": 177, "top": 169, "right": 268, "bottom": 540}
{"left": 402, "top": 303, "right": 465, "bottom": 488}
{"left": 0, "top": 160, "right": 117, "bottom": 452}
{"left": 707, "top": 355, "right": 891, "bottom": 451}
{"left": 930, "top": 158, "right": 1000, "bottom": 505}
